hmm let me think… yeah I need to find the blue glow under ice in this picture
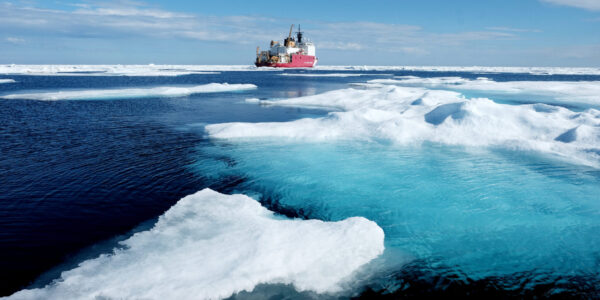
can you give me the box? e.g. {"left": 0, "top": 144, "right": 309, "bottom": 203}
{"left": 194, "top": 140, "right": 600, "bottom": 288}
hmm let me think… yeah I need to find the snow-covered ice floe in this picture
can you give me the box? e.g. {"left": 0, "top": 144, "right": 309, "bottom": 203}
{"left": 0, "top": 83, "right": 257, "bottom": 101}
{"left": 0, "top": 65, "right": 280, "bottom": 76}
{"left": 4, "top": 65, "right": 600, "bottom": 76}
{"left": 7, "top": 189, "right": 384, "bottom": 300}
{"left": 280, "top": 73, "right": 390, "bottom": 77}
{"left": 314, "top": 65, "right": 600, "bottom": 75}
{"left": 0, "top": 79, "right": 16, "bottom": 84}
{"left": 207, "top": 85, "right": 600, "bottom": 167}
{"left": 367, "top": 76, "right": 600, "bottom": 105}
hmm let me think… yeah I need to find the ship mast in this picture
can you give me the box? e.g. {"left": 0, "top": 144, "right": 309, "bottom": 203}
{"left": 296, "top": 24, "right": 303, "bottom": 43}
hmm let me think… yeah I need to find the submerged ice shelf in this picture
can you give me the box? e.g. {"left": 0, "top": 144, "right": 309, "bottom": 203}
{"left": 193, "top": 140, "right": 600, "bottom": 293}
{"left": 0, "top": 83, "right": 257, "bottom": 101}
{"left": 8, "top": 189, "right": 384, "bottom": 300}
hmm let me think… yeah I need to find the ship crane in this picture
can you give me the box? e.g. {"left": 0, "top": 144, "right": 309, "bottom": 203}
{"left": 284, "top": 24, "right": 295, "bottom": 47}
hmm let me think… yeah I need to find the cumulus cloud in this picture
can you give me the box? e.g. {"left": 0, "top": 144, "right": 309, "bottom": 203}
{"left": 73, "top": 4, "right": 193, "bottom": 18}
{"left": 5, "top": 37, "right": 25, "bottom": 44}
{"left": 552, "top": 44, "right": 600, "bottom": 59}
{"left": 311, "top": 21, "right": 516, "bottom": 53}
{"left": 0, "top": 1, "right": 278, "bottom": 42}
{"left": 540, "top": 0, "right": 600, "bottom": 11}
{"left": 319, "top": 41, "right": 365, "bottom": 51}
{"left": 486, "top": 27, "right": 542, "bottom": 33}
{"left": 0, "top": 1, "right": 525, "bottom": 55}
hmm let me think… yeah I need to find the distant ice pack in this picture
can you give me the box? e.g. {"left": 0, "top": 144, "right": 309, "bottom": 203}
{"left": 2, "top": 64, "right": 600, "bottom": 75}
{"left": 0, "top": 64, "right": 280, "bottom": 76}
{"left": 314, "top": 65, "right": 600, "bottom": 75}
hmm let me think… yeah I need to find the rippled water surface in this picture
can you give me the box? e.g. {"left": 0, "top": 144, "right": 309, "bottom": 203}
{"left": 1, "top": 69, "right": 600, "bottom": 298}
{"left": 197, "top": 141, "right": 600, "bottom": 297}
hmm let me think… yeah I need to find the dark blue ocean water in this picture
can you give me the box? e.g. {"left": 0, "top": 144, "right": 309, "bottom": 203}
{"left": 1, "top": 70, "right": 600, "bottom": 298}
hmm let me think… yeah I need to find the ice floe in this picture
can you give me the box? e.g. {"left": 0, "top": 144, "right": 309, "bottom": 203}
{"left": 3, "top": 65, "right": 600, "bottom": 76}
{"left": 0, "top": 79, "right": 16, "bottom": 84}
{"left": 280, "top": 73, "right": 389, "bottom": 77}
{"left": 314, "top": 65, "right": 600, "bottom": 75}
{"left": 207, "top": 85, "right": 600, "bottom": 167}
{"left": 0, "top": 65, "right": 274, "bottom": 76}
{"left": 245, "top": 97, "right": 261, "bottom": 103}
{"left": 7, "top": 189, "right": 384, "bottom": 300}
{"left": 0, "top": 83, "right": 257, "bottom": 101}
{"left": 368, "top": 76, "right": 600, "bottom": 105}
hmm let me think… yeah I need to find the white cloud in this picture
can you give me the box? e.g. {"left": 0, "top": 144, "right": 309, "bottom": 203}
{"left": 554, "top": 44, "right": 600, "bottom": 59}
{"left": 0, "top": 1, "right": 532, "bottom": 57}
{"left": 5, "top": 37, "right": 25, "bottom": 44}
{"left": 311, "top": 22, "right": 514, "bottom": 53}
{"left": 319, "top": 41, "right": 365, "bottom": 51}
{"left": 73, "top": 2, "right": 194, "bottom": 19}
{"left": 0, "top": 2, "right": 277, "bottom": 42}
{"left": 397, "top": 47, "right": 429, "bottom": 55}
{"left": 486, "top": 27, "right": 542, "bottom": 33}
{"left": 540, "top": 0, "right": 600, "bottom": 11}
{"left": 430, "top": 31, "right": 516, "bottom": 46}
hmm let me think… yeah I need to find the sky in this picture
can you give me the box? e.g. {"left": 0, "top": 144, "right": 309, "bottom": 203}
{"left": 0, "top": 0, "right": 599, "bottom": 66}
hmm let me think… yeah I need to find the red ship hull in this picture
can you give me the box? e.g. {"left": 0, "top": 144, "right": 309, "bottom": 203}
{"left": 255, "top": 54, "right": 317, "bottom": 68}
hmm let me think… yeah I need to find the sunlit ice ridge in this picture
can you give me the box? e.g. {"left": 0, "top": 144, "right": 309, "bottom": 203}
{"left": 1, "top": 66, "right": 600, "bottom": 299}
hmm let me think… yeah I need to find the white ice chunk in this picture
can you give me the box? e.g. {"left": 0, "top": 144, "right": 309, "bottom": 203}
{"left": 8, "top": 189, "right": 384, "bottom": 300}
{"left": 207, "top": 85, "right": 600, "bottom": 167}
{"left": 279, "top": 73, "right": 390, "bottom": 77}
{"left": 244, "top": 97, "right": 261, "bottom": 103}
{"left": 313, "top": 65, "right": 600, "bottom": 75}
{"left": 0, "top": 79, "right": 16, "bottom": 84}
{"left": 0, "top": 83, "right": 257, "bottom": 101}
{"left": 368, "top": 77, "right": 600, "bottom": 105}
